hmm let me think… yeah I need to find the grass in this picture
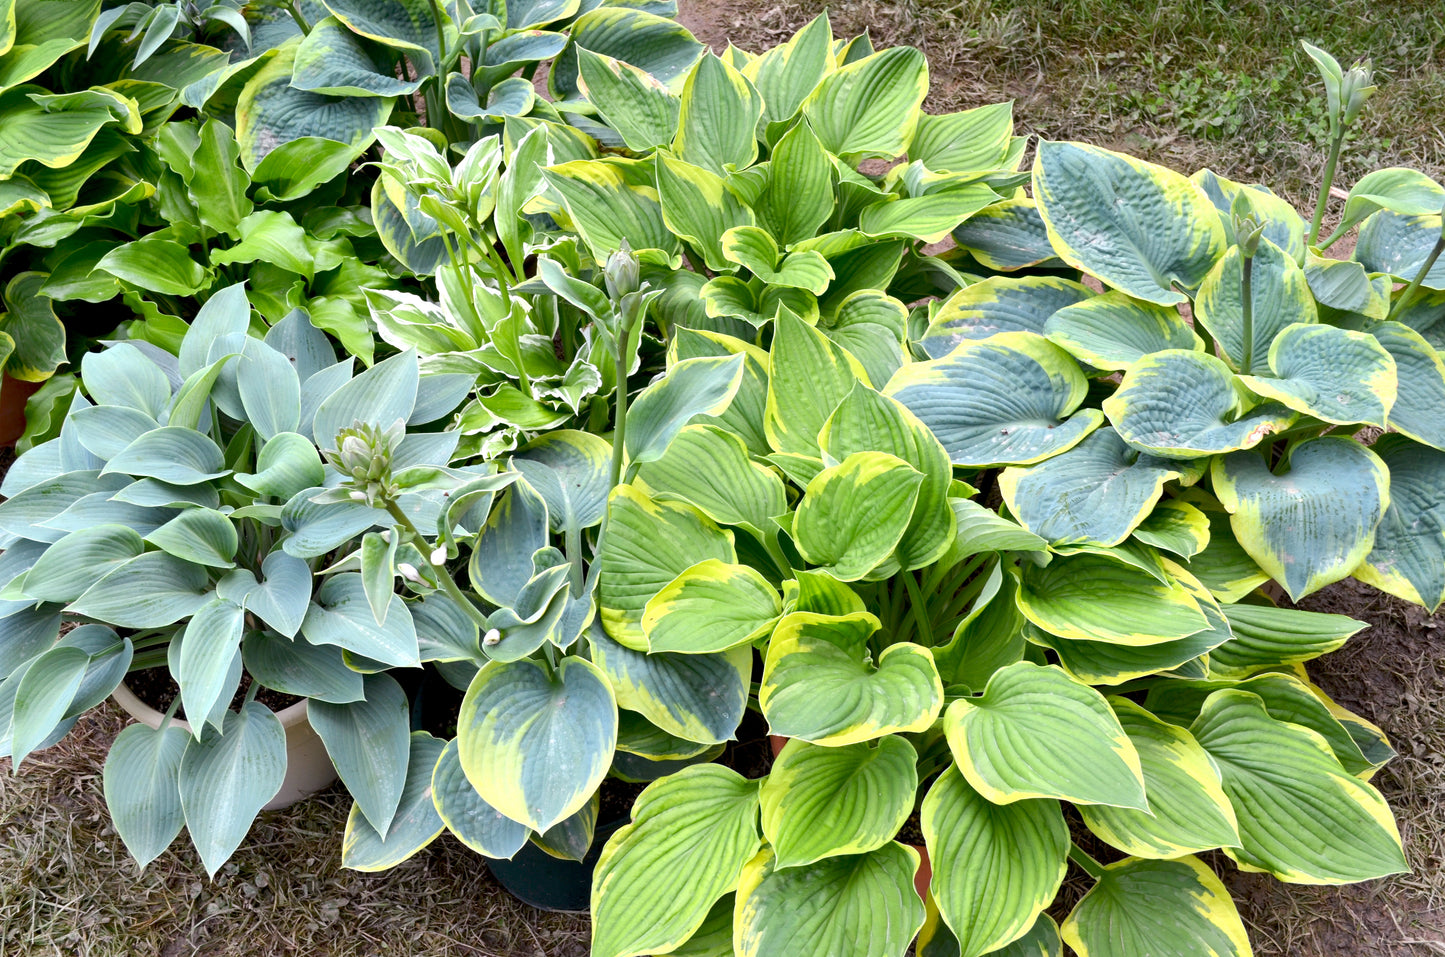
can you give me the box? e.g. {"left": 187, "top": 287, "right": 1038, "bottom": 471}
{"left": 731, "top": 0, "right": 1445, "bottom": 209}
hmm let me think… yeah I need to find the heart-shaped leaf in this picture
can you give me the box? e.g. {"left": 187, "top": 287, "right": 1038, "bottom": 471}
{"left": 918, "top": 276, "right": 1092, "bottom": 358}
{"left": 1238, "top": 323, "right": 1395, "bottom": 427}
{"left": 1043, "top": 290, "right": 1201, "bottom": 370}
{"left": 300, "top": 573, "right": 420, "bottom": 667}
{"left": 793, "top": 451, "right": 923, "bottom": 581}
{"left": 1195, "top": 238, "right": 1318, "bottom": 373}
{"left": 643, "top": 560, "right": 781, "bottom": 654}
{"left": 1354, "top": 434, "right": 1445, "bottom": 611}
{"left": 178, "top": 702, "right": 286, "bottom": 876}
{"left": 341, "top": 732, "right": 447, "bottom": 871}
{"left": 1061, "top": 856, "right": 1251, "bottom": 957}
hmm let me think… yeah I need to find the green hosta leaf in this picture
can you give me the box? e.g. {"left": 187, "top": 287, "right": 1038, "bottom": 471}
{"left": 745, "top": 120, "right": 834, "bottom": 247}
{"left": 858, "top": 185, "right": 1000, "bottom": 244}
{"left": 341, "top": 732, "right": 447, "bottom": 871}
{"left": 94, "top": 238, "right": 207, "bottom": 297}
{"left": 1336, "top": 167, "right": 1445, "bottom": 236}
{"left": 242, "top": 631, "right": 363, "bottom": 704}
{"left": 1356, "top": 209, "right": 1445, "bottom": 291}
{"left": 1079, "top": 698, "right": 1238, "bottom": 858}
{"left": 764, "top": 308, "right": 865, "bottom": 456}
{"left": 69, "top": 552, "right": 210, "bottom": 628}
{"left": 237, "top": 432, "right": 324, "bottom": 501}
{"left": 1033, "top": 141, "right": 1225, "bottom": 304}
{"left": 675, "top": 52, "right": 762, "bottom": 175}
{"left": 633, "top": 423, "right": 786, "bottom": 532}
{"left": 667, "top": 894, "right": 735, "bottom": 957}
{"left": 1213, "top": 437, "right": 1388, "bottom": 601}
{"left": 589, "top": 625, "right": 750, "bottom": 746}
{"left": 1189, "top": 690, "right": 1406, "bottom": 883}
{"left": 1193, "top": 169, "right": 1307, "bottom": 264}
{"left": 311, "top": 349, "right": 418, "bottom": 448}
{"left": 446, "top": 74, "right": 534, "bottom": 122}
{"left": 1212, "top": 603, "right": 1363, "bottom": 676}
{"left": 1370, "top": 321, "right": 1445, "bottom": 450}
{"left": 187, "top": 118, "right": 252, "bottom": 238}
{"left": 656, "top": 152, "right": 754, "bottom": 273}
{"left": 80, "top": 344, "right": 169, "bottom": 420}
{"left": 1133, "top": 500, "right": 1211, "bottom": 558}
{"left": 918, "top": 277, "right": 1091, "bottom": 358}
{"left": 20, "top": 525, "right": 144, "bottom": 603}
{"left": 232, "top": 550, "right": 313, "bottom": 642}
{"left": 102, "top": 427, "right": 228, "bottom": 486}
{"left": 740, "top": 13, "right": 833, "bottom": 130}
{"left": 721, "top": 226, "right": 833, "bottom": 294}
{"left": 66, "top": 406, "right": 158, "bottom": 463}
{"left": 950, "top": 198, "right": 1059, "bottom": 272}
{"left": 590, "top": 765, "right": 760, "bottom": 957}
{"left": 597, "top": 485, "right": 735, "bottom": 650}
{"left": 1178, "top": 500, "right": 1270, "bottom": 601}
{"left": 643, "top": 560, "right": 781, "bottom": 654}
{"left": 793, "top": 451, "right": 923, "bottom": 580}
{"left": 1016, "top": 549, "right": 1208, "bottom": 645}
{"left": 626, "top": 354, "right": 745, "bottom": 466}
{"left": 145, "top": 508, "right": 238, "bottom": 568}
{"left": 1196, "top": 239, "right": 1319, "bottom": 374}
{"left": 818, "top": 384, "right": 953, "bottom": 569}
{"left": 932, "top": 563, "right": 1025, "bottom": 690}
{"left": 669, "top": 329, "right": 771, "bottom": 454}
{"left": 1061, "top": 856, "right": 1252, "bottom": 957}
{"left": 885, "top": 332, "right": 1102, "bottom": 467}
{"left": 0, "top": 274, "right": 65, "bottom": 382}
{"left": 998, "top": 428, "right": 1187, "bottom": 547}
{"left": 235, "top": 40, "right": 392, "bottom": 172}
{"left": 944, "top": 662, "right": 1146, "bottom": 808}
{"left": 314, "top": 0, "right": 442, "bottom": 66}
{"left": 293, "top": 16, "right": 424, "bottom": 97}
{"left": 0, "top": 85, "right": 138, "bottom": 178}
{"left": 909, "top": 101, "right": 1013, "bottom": 172}
{"left": 1355, "top": 434, "right": 1445, "bottom": 611}
{"left": 577, "top": 48, "right": 679, "bottom": 151}
{"left": 1042, "top": 291, "right": 1201, "bottom": 370}
{"left": 431, "top": 737, "right": 528, "bottom": 859}
{"left": 103, "top": 722, "right": 189, "bottom": 868}
{"left": 802, "top": 46, "right": 926, "bottom": 160}
{"left": 310, "top": 672, "right": 410, "bottom": 835}
{"left": 300, "top": 573, "right": 420, "bottom": 667}
{"left": 760, "top": 737, "right": 916, "bottom": 867}
{"left": 8, "top": 644, "right": 86, "bottom": 765}
{"left": 922, "top": 766, "right": 1067, "bottom": 957}
{"left": 1304, "top": 255, "right": 1389, "bottom": 318}
{"left": 1238, "top": 323, "right": 1395, "bottom": 426}
{"left": 457, "top": 656, "right": 616, "bottom": 832}
{"left": 543, "top": 157, "right": 679, "bottom": 265}
{"left": 761, "top": 612, "right": 943, "bottom": 745}
{"left": 819, "top": 291, "right": 908, "bottom": 388}
{"left": 548, "top": 7, "right": 703, "bottom": 104}
{"left": 468, "top": 480, "right": 548, "bottom": 607}
{"left": 1105, "top": 350, "right": 1295, "bottom": 457}
{"left": 178, "top": 702, "right": 286, "bottom": 877}
{"left": 734, "top": 844, "right": 924, "bottom": 957}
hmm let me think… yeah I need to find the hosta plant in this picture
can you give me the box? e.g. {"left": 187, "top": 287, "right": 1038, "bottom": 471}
{"left": 0, "top": 284, "right": 478, "bottom": 875}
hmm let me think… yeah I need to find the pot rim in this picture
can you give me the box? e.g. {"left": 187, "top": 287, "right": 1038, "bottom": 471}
{"left": 112, "top": 679, "right": 310, "bottom": 732}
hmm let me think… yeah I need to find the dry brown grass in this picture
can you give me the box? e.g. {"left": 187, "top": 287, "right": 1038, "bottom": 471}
{"left": 0, "top": 706, "right": 588, "bottom": 957}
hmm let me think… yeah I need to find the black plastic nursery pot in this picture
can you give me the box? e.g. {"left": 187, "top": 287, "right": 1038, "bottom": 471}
{"left": 486, "top": 817, "right": 627, "bottom": 912}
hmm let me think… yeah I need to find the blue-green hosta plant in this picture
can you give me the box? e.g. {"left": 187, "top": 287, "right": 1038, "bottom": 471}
{"left": 563, "top": 43, "right": 1441, "bottom": 957}
{"left": 0, "top": 283, "right": 483, "bottom": 875}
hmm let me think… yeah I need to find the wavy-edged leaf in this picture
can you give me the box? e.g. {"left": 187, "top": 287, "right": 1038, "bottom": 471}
{"left": 633, "top": 423, "right": 785, "bottom": 531}
{"left": 1016, "top": 552, "right": 1208, "bottom": 645}
{"left": 950, "top": 199, "right": 1059, "bottom": 272}
{"left": 764, "top": 308, "right": 866, "bottom": 456}
{"left": 548, "top": 7, "right": 703, "bottom": 104}
{"left": 675, "top": 52, "right": 762, "bottom": 175}
{"left": 1370, "top": 321, "right": 1445, "bottom": 450}
{"left": 656, "top": 152, "right": 754, "bottom": 272}
{"left": 643, "top": 560, "right": 781, "bottom": 654}
{"left": 801, "top": 46, "right": 926, "bottom": 160}
{"left": 1354, "top": 434, "right": 1445, "bottom": 611}
{"left": 793, "top": 451, "right": 923, "bottom": 581}
{"left": 577, "top": 48, "right": 679, "bottom": 151}
{"left": 1043, "top": 291, "right": 1201, "bottom": 370}
{"left": 1238, "top": 322, "right": 1395, "bottom": 427}
{"left": 918, "top": 277, "right": 1091, "bottom": 358}
{"left": 1355, "top": 208, "right": 1445, "bottom": 291}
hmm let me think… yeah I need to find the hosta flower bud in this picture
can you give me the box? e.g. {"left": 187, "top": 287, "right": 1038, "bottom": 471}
{"left": 604, "top": 239, "right": 640, "bottom": 299}
{"left": 482, "top": 628, "right": 502, "bottom": 647}
{"left": 397, "top": 563, "right": 423, "bottom": 584}
{"left": 1340, "top": 59, "right": 1375, "bottom": 126}
{"left": 430, "top": 544, "right": 448, "bottom": 566}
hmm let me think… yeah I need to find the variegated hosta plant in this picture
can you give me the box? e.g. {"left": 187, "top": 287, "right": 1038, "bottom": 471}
{"left": 566, "top": 41, "right": 1442, "bottom": 957}
{"left": 0, "top": 284, "right": 485, "bottom": 876}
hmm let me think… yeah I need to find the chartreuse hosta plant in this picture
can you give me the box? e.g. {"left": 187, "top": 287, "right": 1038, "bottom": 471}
{"left": 0, "top": 283, "right": 490, "bottom": 875}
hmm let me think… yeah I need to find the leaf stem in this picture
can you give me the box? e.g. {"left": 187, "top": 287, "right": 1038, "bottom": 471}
{"left": 1309, "top": 131, "right": 1344, "bottom": 246}
{"left": 1068, "top": 843, "right": 1107, "bottom": 881}
{"left": 384, "top": 500, "right": 491, "bottom": 630}
{"left": 1385, "top": 233, "right": 1445, "bottom": 323}
{"left": 1239, "top": 252, "right": 1256, "bottom": 375}
{"left": 901, "top": 570, "right": 933, "bottom": 646}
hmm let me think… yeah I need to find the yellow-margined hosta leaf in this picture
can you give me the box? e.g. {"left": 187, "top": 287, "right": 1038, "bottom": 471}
{"left": 597, "top": 485, "right": 735, "bottom": 649}
{"left": 908, "top": 101, "right": 1014, "bottom": 173}
{"left": 857, "top": 184, "right": 1001, "bottom": 244}
{"left": 1193, "top": 168, "right": 1307, "bottom": 264}
{"left": 1196, "top": 238, "right": 1317, "bottom": 373}
{"left": 431, "top": 738, "right": 529, "bottom": 859}
{"left": 656, "top": 152, "right": 754, "bottom": 272}
{"left": 721, "top": 225, "right": 834, "bottom": 294}
{"left": 1132, "top": 500, "right": 1211, "bottom": 559}
{"left": 1015, "top": 551, "right": 1209, "bottom": 646}
{"left": 760, "top": 737, "right": 917, "bottom": 867}
{"left": 763, "top": 308, "right": 866, "bottom": 456}
{"left": 760, "top": 612, "right": 942, "bottom": 745}
{"left": 1354, "top": 434, "right": 1445, "bottom": 611}
{"left": 923, "top": 766, "right": 1067, "bottom": 957}
{"left": 884, "top": 331, "right": 1102, "bottom": 467}
{"left": 643, "top": 560, "right": 782, "bottom": 654}
{"left": 1080, "top": 698, "right": 1239, "bottom": 859}
{"left": 548, "top": 8, "right": 704, "bottom": 105}
{"left": 1238, "top": 323, "right": 1396, "bottom": 427}
{"left": 342, "top": 732, "right": 447, "bottom": 871}
{"left": 733, "top": 844, "right": 924, "bottom": 957}
{"left": 577, "top": 49, "right": 679, "bottom": 151}
{"left": 1211, "top": 603, "right": 1364, "bottom": 677}
{"left": 1370, "top": 321, "right": 1445, "bottom": 451}
{"left": 633, "top": 423, "right": 785, "bottom": 532}
{"left": 793, "top": 451, "right": 923, "bottom": 581}
{"left": 819, "top": 290, "right": 908, "bottom": 388}
{"left": 1188, "top": 690, "right": 1406, "bottom": 884}
{"left": 741, "top": 13, "right": 834, "bottom": 132}
{"left": 624, "top": 353, "right": 745, "bottom": 466}
{"left": 1104, "top": 349, "right": 1296, "bottom": 457}
{"left": 542, "top": 157, "right": 680, "bottom": 266}
{"left": 1356, "top": 208, "right": 1445, "bottom": 291}
{"left": 801, "top": 46, "right": 926, "bottom": 160}
{"left": 1061, "top": 855, "right": 1252, "bottom": 957}
{"left": 1042, "top": 290, "right": 1202, "bottom": 371}
{"left": 1212, "top": 436, "right": 1388, "bottom": 601}
{"left": 1032, "top": 141, "right": 1225, "bottom": 305}
{"left": 950, "top": 199, "right": 1061, "bottom": 272}
{"left": 674, "top": 52, "right": 762, "bottom": 175}
{"left": 669, "top": 328, "right": 772, "bottom": 455}
{"left": 917, "top": 276, "right": 1092, "bottom": 358}
{"left": 456, "top": 656, "right": 616, "bottom": 832}
{"left": 591, "top": 765, "right": 761, "bottom": 957}
{"left": 944, "top": 661, "right": 1146, "bottom": 808}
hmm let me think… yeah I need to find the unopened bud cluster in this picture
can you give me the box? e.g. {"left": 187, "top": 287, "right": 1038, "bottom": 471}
{"left": 325, "top": 419, "right": 406, "bottom": 507}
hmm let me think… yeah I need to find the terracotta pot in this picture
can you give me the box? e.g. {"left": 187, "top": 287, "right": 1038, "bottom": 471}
{"left": 769, "top": 735, "right": 932, "bottom": 901}
{"left": 112, "top": 683, "right": 337, "bottom": 810}
{"left": 0, "top": 374, "right": 42, "bottom": 447}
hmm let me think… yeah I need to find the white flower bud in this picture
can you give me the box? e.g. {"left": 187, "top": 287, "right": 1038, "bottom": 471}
{"left": 397, "top": 563, "right": 423, "bottom": 584}
{"left": 482, "top": 628, "right": 502, "bottom": 647}
{"left": 430, "top": 544, "right": 448, "bottom": 565}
